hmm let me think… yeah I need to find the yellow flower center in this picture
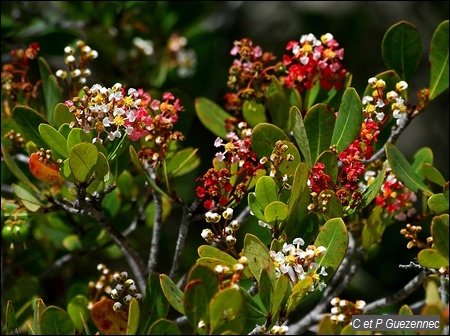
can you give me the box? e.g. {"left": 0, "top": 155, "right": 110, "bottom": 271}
{"left": 114, "top": 115, "right": 125, "bottom": 126}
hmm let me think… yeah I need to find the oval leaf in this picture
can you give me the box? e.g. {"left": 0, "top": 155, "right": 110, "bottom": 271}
{"left": 159, "top": 274, "right": 185, "bottom": 315}
{"left": 292, "top": 106, "right": 312, "bottom": 169}
{"left": 67, "top": 295, "right": 90, "bottom": 333}
{"left": 331, "top": 87, "right": 363, "bottom": 152}
{"left": 195, "top": 97, "right": 233, "bottom": 139}
{"left": 147, "top": 318, "right": 181, "bottom": 335}
{"left": 431, "top": 214, "right": 449, "bottom": 259}
{"left": 418, "top": 248, "right": 449, "bottom": 268}
{"left": 40, "top": 306, "right": 75, "bottom": 335}
{"left": 69, "top": 143, "right": 98, "bottom": 183}
{"left": 91, "top": 299, "right": 128, "bottom": 335}
{"left": 12, "top": 106, "right": 47, "bottom": 148}
{"left": 209, "top": 287, "right": 246, "bottom": 335}
{"left": 243, "top": 233, "right": 277, "bottom": 286}
{"left": 429, "top": 20, "right": 449, "bottom": 100}
{"left": 53, "top": 103, "right": 76, "bottom": 128}
{"left": 385, "top": 143, "right": 433, "bottom": 196}
{"left": 420, "top": 163, "right": 447, "bottom": 187}
{"left": 250, "top": 122, "right": 289, "bottom": 161}
{"left": 314, "top": 217, "right": 349, "bottom": 280}
{"left": 264, "top": 201, "right": 289, "bottom": 224}
{"left": 242, "top": 100, "right": 267, "bottom": 127}
{"left": 255, "top": 176, "right": 279, "bottom": 209}
{"left": 304, "top": 103, "right": 336, "bottom": 164}
{"left": 382, "top": 21, "right": 422, "bottom": 82}
{"left": 39, "top": 123, "right": 69, "bottom": 159}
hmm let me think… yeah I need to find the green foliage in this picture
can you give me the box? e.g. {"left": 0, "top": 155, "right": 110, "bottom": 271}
{"left": 1, "top": 4, "right": 448, "bottom": 335}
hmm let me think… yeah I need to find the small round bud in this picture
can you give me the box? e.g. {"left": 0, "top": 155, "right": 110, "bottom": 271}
{"left": 113, "top": 302, "right": 123, "bottom": 312}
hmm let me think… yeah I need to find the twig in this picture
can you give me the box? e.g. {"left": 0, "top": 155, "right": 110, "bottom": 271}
{"left": 148, "top": 189, "right": 162, "bottom": 274}
{"left": 169, "top": 201, "right": 194, "bottom": 279}
{"left": 364, "top": 269, "right": 429, "bottom": 313}
{"left": 54, "top": 197, "right": 148, "bottom": 291}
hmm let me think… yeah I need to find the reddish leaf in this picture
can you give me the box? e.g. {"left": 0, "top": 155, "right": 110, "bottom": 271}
{"left": 91, "top": 299, "right": 128, "bottom": 335}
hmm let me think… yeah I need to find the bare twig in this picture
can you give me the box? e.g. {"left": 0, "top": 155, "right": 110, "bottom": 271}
{"left": 148, "top": 189, "right": 162, "bottom": 274}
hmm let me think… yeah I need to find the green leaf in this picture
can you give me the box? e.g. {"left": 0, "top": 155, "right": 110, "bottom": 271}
{"left": 39, "top": 306, "right": 75, "bottom": 335}
{"left": 412, "top": 147, "right": 434, "bottom": 181}
{"left": 382, "top": 21, "right": 422, "bottom": 82}
{"left": 284, "top": 213, "right": 319, "bottom": 248}
{"left": 319, "top": 190, "right": 343, "bottom": 220}
{"left": 159, "top": 274, "right": 184, "bottom": 315}
{"left": 126, "top": 298, "right": 140, "bottom": 335}
{"left": 195, "top": 97, "right": 232, "bottom": 139}
{"left": 431, "top": 214, "right": 449, "bottom": 260}
{"left": 255, "top": 176, "right": 279, "bottom": 209}
{"left": 331, "top": 87, "right": 363, "bottom": 152}
{"left": 258, "top": 268, "right": 273, "bottom": 313}
{"left": 1, "top": 141, "right": 39, "bottom": 194}
{"left": 53, "top": 103, "right": 76, "bottom": 128}
{"left": 385, "top": 143, "right": 433, "bottom": 196}
{"left": 67, "top": 295, "right": 90, "bottom": 333}
{"left": 314, "top": 217, "right": 349, "bottom": 280}
{"left": 243, "top": 233, "right": 277, "bottom": 286}
{"left": 264, "top": 201, "right": 289, "bottom": 224}
{"left": 429, "top": 20, "right": 449, "bottom": 100}
{"left": 166, "top": 147, "right": 200, "bottom": 177}
{"left": 420, "top": 163, "right": 447, "bottom": 187}
{"left": 33, "top": 298, "right": 46, "bottom": 335}
{"left": 304, "top": 104, "right": 336, "bottom": 164}
{"left": 271, "top": 273, "right": 290, "bottom": 322}
{"left": 188, "top": 264, "right": 220, "bottom": 306}
{"left": 399, "top": 304, "right": 413, "bottom": 315}
{"left": 292, "top": 106, "right": 312, "bottom": 169}
{"left": 248, "top": 192, "right": 266, "bottom": 222}
{"left": 418, "top": 249, "right": 449, "bottom": 268}
{"left": 5, "top": 300, "right": 18, "bottom": 335}
{"left": 242, "top": 100, "right": 267, "bottom": 127}
{"left": 209, "top": 287, "right": 246, "bottom": 335}
{"left": 39, "top": 123, "right": 69, "bottom": 159}
{"left": 197, "top": 245, "right": 238, "bottom": 265}
{"left": 286, "top": 275, "right": 314, "bottom": 313}
{"left": 139, "top": 272, "right": 169, "bottom": 335}
{"left": 67, "top": 128, "right": 93, "bottom": 152}
{"left": 286, "top": 163, "right": 309, "bottom": 216}
{"left": 12, "top": 106, "right": 47, "bottom": 148}
{"left": 183, "top": 279, "right": 209, "bottom": 334}
{"left": 39, "top": 57, "right": 63, "bottom": 124}
{"left": 349, "top": 165, "right": 388, "bottom": 215}
{"left": 250, "top": 122, "right": 289, "bottom": 161}
{"left": 12, "top": 183, "right": 43, "bottom": 212}
{"left": 428, "top": 194, "right": 449, "bottom": 214}
{"left": 362, "top": 206, "right": 388, "bottom": 251}
{"left": 69, "top": 143, "right": 98, "bottom": 183}
{"left": 147, "top": 318, "right": 181, "bottom": 335}
{"left": 266, "top": 91, "right": 292, "bottom": 132}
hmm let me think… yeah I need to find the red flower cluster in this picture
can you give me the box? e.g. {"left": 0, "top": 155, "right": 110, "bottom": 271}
{"left": 196, "top": 128, "right": 265, "bottom": 210}
{"left": 375, "top": 172, "right": 417, "bottom": 220}
{"left": 308, "top": 162, "right": 333, "bottom": 193}
{"left": 283, "top": 33, "right": 346, "bottom": 92}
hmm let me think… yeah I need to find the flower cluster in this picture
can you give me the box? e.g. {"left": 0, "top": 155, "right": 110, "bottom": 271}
{"left": 109, "top": 271, "right": 143, "bottom": 312}
{"left": 65, "top": 83, "right": 184, "bottom": 166}
{"left": 329, "top": 297, "right": 366, "bottom": 325}
{"left": 363, "top": 77, "right": 409, "bottom": 126}
{"left": 201, "top": 207, "right": 241, "bottom": 249}
{"left": 269, "top": 237, "right": 328, "bottom": 289}
{"left": 225, "top": 38, "right": 280, "bottom": 115}
{"left": 1, "top": 42, "right": 41, "bottom": 106}
{"left": 283, "top": 33, "right": 346, "bottom": 92}
{"left": 375, "top": 169, "right": 417, "bottom": 220}
{"left": 55, "top": 40, "right": 98, "bottom": 97}
{"left": 196, "top": 123, "right": 264, "bottom": 210}
{"left": 400, "top": 223, "right": 431, "bottom": 249}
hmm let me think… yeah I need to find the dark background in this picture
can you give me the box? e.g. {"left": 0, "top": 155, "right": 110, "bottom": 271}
{"left": 1, "top": 0, "right": 449, "bottom": 320}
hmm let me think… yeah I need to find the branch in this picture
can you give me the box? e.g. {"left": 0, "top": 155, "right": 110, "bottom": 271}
{"left": 364, "top": 269, "right": 431, "bottom": 313}
{"left": 169, "top": 200, "right": 195, "bottom": 279}
{"left": 54, "top": 196, "right": 148, "bottom": 291}
{"left": 148, "top": 189, "right": 162, "bottom": 274}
